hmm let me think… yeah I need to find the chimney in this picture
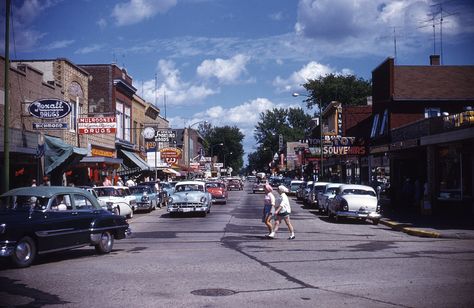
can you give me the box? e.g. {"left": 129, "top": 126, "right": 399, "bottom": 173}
{"left": 430, "top": 55, "right": 440, "bottom": 66}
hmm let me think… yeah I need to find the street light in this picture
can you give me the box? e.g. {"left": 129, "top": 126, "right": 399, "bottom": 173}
{"left": 292, "top": 92, "right": 324, "bottom": 180}
{"left": 210, "top": 142, "right": 224, "bottom": 159}
{"left": 224, "top": 151, "right": 233, "bottom": 175}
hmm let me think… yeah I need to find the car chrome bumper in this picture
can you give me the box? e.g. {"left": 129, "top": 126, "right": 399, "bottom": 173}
{"left": 0, "top": 241, "right": 15, "bottom": 257}
{"left": 336, "top": 211, "right": 381, "bottom": 219}
{"left": 136, "top": 202, "right": 152, "bottom": 209}
{"left": 167, "top": 206, "right": 208, "bottom": 213}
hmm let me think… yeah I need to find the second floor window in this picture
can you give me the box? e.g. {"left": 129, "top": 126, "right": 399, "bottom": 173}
{"left": 116, "top": 101, "right": 124, "bottom": 139}
{"left": 124, "top": 106, "right": 131, "bottom": 142}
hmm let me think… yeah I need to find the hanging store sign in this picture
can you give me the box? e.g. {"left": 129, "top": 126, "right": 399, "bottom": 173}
{"left": 155, "top": 130, "right": 176, "bottom": 142}
{"left": 78, "top": 117, "right": 116, "bottom": 134}
{"left": 32, "top": 122, "right": 68, "bottom": 130}
{"left": 28, "top": 99, "right": 71, "bottom": 119}
{"left": 160, "top": 147, "right": 182, "bottom": 166}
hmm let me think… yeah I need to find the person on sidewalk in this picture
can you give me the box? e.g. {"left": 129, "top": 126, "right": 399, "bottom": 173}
{"left": 262, "top": 183, "right": 275, "bottom": 237}
{"left": 268, "top": 185, "right": 295, "bottom": 240}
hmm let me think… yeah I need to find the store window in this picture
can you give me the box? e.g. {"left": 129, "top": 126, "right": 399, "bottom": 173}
{"left": 124, "top": 106, "right": 131, "bottom": 142}
{"left": 116, "top": 101, "right": 124, "bottom": 139}
{"left": 370, "top": 114, "right": 379, "bottom": 138}
{"left": 438, "top": 146, "right": 462, "bottom": 200}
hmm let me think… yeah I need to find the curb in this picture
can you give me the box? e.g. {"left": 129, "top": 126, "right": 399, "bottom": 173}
{"left": 380, "top": 219, "right": 441, "bottom": 238}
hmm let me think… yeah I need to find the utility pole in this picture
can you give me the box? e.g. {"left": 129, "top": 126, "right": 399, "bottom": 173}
{"left": 2, "top": 0, "right": 11, "bottom": 193}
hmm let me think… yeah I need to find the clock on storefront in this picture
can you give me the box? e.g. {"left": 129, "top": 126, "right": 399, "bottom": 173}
{"left": 142, "top": 127, "right": 156, "bottom": 140}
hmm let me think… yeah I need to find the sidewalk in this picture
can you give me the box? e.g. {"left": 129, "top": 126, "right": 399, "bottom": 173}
{"left": 378, "top": 198, "right": 474, "bottom": 239}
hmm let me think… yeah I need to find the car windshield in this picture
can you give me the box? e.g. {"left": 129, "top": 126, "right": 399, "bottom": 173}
{"left": 314, "top": 186, "right": 325, "bottom": 193}
{"left": 175, "top": 184, "right": 203, "bottom": 192}
{"left": 0, "top": 195, "right": 50, "bottom": 211}
{"left": 326, "top": 187, "right": 339, "bottom": 194}
{"left": 341, "top": 189, "right": 376, "bottom": 197}
{"left": 130, "top": 186, "right": 150, "bottom": 194}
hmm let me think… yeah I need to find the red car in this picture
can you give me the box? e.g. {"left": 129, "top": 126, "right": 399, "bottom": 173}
{"left": 206, "top": 181, "right": 228, "bottom": 204}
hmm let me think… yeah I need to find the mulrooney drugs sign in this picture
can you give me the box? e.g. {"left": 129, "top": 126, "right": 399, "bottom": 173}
{"left": 78, "top": 117, "right": 116, "bottom": 134}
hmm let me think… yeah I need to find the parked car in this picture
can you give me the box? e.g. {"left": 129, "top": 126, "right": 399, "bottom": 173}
{"left": 140, "top": 181, "right": 168, "bottom": 207}
{"left": 302, "top": 181, "right": 314, "bottom": 205}
{"left": 317, "top": 183, "right": 344, "bottom": 214}
{"left": 327, "top": 184, "right": 381, "bottom": 225}
{"left": 167, "top": 181, "right": 212, "bottom": 216}
{"left": 295, "top": 181, "right": 308, "bottom": 201}
{"left": 227, "top": 178, "right": 243, "bottom": 191}
{"left": 308, "top": 182, "right": 330, "bottom": 208}
{"left": 129, "top": 185, "right": 158, "bottom": 212}
{"left": 288, "top": 180, "right": 304, "bottom": 196}
{"left": 161, "top": 181, "right": 178, "bottom": 201}
{"left": 0, "top": 186, "right": 130, "bottom": 268}
{"left": 93, "top": 186, "right": 135, "bottom": 219}
{"left": 206, "top": 181, "right": 228, "bottom": 204}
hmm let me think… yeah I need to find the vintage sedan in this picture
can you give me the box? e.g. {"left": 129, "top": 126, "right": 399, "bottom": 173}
{"left": 252, "top": 181, "right": 266, "bottom": 194}
{"left": 129, "top": 185, "right": 158, "bottom": 212}
{"left": 289, "top": 180, "right": 304, "bottom": 196}
{"left": 93, "top": 186, "right": 135, "bottom": 219}
{"left": 206, "top": 181, "right": 228, "bottom": 204}
{"left": 327, "top": 184, "right": 381, "bottom": 225}
{"left": 227, "top": 178, "right": 243, "bottom": 191}
{"left": 167, "top": 181, "right": 212, "bottom": 217}
{"left": 0, "top": 186, "right": 130, "bottom": 268}
{"left": 317, "top": 183, "right": 343, "bottom": 214}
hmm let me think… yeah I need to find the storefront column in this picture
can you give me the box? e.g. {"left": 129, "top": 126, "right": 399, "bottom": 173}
{"left": 424, "top": 145, "right": 436, "bottom": 215}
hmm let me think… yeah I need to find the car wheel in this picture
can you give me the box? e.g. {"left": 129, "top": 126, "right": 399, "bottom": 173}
{"left": 372, "top": 219, "right": 379, "bottom": 225}
{"left": 95, "top": 231, "right": 114, "bottom": 254}
{"left": 127, "top": 209, "right": 133, "bottom": 219}
{"left": 11, "top": 236, "right": 36, "bottom": 268}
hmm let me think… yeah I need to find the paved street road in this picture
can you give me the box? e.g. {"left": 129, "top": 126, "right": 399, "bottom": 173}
{"left": 1, "top": 182, "right": 473, "bottom": 307}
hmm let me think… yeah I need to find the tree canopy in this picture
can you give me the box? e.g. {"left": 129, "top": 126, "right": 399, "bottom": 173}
{"left": 247, "top": 107, "right": 311, "bottom": 173}
{"left": 303, "top": 74, "right": 371, "bottom": 110}
{"left": 201, "top": 124, "right": 245, "bottom": 174}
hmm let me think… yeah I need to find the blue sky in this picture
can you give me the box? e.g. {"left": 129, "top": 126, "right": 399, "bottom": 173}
{"left": 2, "top": 0, "right": 474, "bottom": 160}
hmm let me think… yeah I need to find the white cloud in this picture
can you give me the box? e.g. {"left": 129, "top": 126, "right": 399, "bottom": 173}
{"left": 44, "top": 40, "right": 75, "bottom": 50}
{"left": 196, "top": 54, "right": 250, "bottom": 84}
{"left": 139, "top": 59, "right": 218, "bottom": 107}
{"left": 97, "top": 18, "right": 107, "bottom": 30}
{"left": 273, "top": 61, "right": 352, "bottom": 93}
{"left": 74, "top": 44, "right": 105, "bottom": 54}
{"left": 112, "top": 0, "right": 177, "bottom": 26}
{"left": 269, "top": 12, "right": 284, "bottom": 21}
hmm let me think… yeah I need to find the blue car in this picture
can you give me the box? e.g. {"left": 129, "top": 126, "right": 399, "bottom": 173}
{"left": 129, "top": 185, "right": 159, "bottom": 212}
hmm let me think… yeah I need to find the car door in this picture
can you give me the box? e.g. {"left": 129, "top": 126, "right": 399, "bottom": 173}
{"left": 36, "top": 193, "right": 83, "bottom": 253}
{"left": 72, "top": 193, "right": 101, "bottom": 245}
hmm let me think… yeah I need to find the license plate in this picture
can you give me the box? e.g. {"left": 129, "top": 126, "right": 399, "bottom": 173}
{"left": 179, "top": 208, "right": 193, "bottom": 212}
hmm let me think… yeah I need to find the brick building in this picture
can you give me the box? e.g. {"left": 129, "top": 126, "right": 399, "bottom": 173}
{"left": 369, "top": 56, "right": 474, "bottom": 215}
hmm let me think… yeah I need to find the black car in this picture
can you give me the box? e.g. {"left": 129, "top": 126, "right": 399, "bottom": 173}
{"left": 0, "top": 186, "right": 130, "bottom": 268}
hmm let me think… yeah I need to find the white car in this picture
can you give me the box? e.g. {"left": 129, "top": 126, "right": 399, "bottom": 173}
{"left": 317, "top": 183, "right": 344, "bottom": 214}
{"left": 167, "top": 181, "right": 212, "bottom": 217}
{"left": 327, "top": 184, "right": 381, "bottom": 225}
{"left": 94, "top": 186, "right": 136, "bottom": 219}
{"left": 289, "top": 180, "right": 304, "bottom": 196}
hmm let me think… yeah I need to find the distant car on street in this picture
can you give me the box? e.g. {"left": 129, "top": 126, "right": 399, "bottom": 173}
{"left": 288, "top": 180, "right": 304, "bottom": 196}
{"left": 206, "top": 181, "right": 228, "bottom": 204}
{"left": 93, "top": 186, "right": 135, "bottom": 219}
{"left": 167, "top": 181, "right": 212, "bottom": 216}
{"left": 0, "top": 186, "right": 130, "bottom": 268}
{"left": 129, "top": 185, "right": 158, "bottom": 212}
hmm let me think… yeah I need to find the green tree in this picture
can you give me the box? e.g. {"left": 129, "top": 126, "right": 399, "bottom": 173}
{"left": 303, "top": 74, "right": 371, "bottom": 110}
{"left": 248, "top": 107, "right": 312, "bottom": 173}
{"left": 203, "top": 125, "right": 244, "bottom": 175}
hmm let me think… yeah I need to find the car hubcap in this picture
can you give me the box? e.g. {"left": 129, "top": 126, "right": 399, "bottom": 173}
{"left": 15, "top": 242, "right": 31, "bottom": 262}
{"left": 101, "top": 233, "right": 111, "bottom": 249}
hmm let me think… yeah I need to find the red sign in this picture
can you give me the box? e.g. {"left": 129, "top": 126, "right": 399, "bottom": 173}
{"left": 78, "top": 117, "right": 116, "bottom": 134}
